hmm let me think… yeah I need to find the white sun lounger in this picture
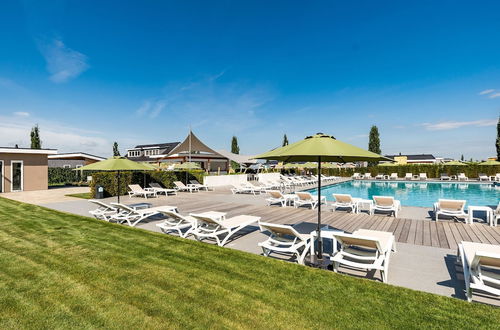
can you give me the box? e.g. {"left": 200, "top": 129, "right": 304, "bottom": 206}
{"left": 433, "top": 199, "right": 467, "bottom": 222}
{"left": 88, "top": 200, "right": 118, "bottom": 221}
{"left": 266, "top": 190, "right": 287, "bottom": 207}
{"left": 189, "top": 213, "right": 260, "bottom": 246}
{"left": 331, "top": 229, "right": 396, "bottom": 283}
{"left": 419, "top": 173, "right": 428, "bottom": 181}
{"left": 148, "top": 182, "right": 178, "bottom": 196}
{"left": 189, "top": 180, "right": 212, "bottom": 191}
{"left": 457, "top": 241, "right": 500, "bottom": 302}
{"left": 231, "top": 183, "right": 260, "bottom": 195}
{"left": 492, "top": 202, "right": 500, "bottom": 227}
{"left": 440, "top": 173, "right": 451, "bottom": 180}
{"left": 490, "top": 173, "right": 500, "bottom": 182}
{"left": 375, "top": 174, "right": 384, "bottom": 180}
{"left": 372, "top": 196, "right": 401, "bottom": 217}
{"left": 128, "top": 184, "right": 156, "bottom": 199}
{"left": 389, "top": 173, "right": 398, "bottom": 180}
{"left": 174, "top": 181, "right": 199, "bottom": 193}
{"left": 351, "top": 173, "right": 361, "bottom": 179}
{"left": 156, "top": 210, "right": 196, "bottom": 237}
{"left": 457, "top": 173, "right": 468, "bottom": 181}
{"left": 364, "top": 173, "right": 372, "bottom": 180}
{"left": 293, "top": 192, "right": 327, "bottom": 209}
{"left": 404, "top": 173, "right": 412, "bottom": 180}
{"left": 110, "top": 203, "right": 177, "bottom": 227}
{"left": 258, "top": 222, "right": 311, "bottom": 265}
{"left": 478, "top": 173, "right": 489, "bottom": 181}
{"left": 331, "top": 194, "right": 361, "bottom": 213}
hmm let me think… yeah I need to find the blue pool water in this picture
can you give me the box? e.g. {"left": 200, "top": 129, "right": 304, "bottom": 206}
{"left": 307, "top": 180, "right": 500, "bottom": 207}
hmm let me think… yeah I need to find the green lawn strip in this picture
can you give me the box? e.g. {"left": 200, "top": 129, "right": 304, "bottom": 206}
{"left": 0, "top": 197, "right": 498, "bottom": 329}
{"left": 64, "top": 192, "right": 92, "bottom": 199}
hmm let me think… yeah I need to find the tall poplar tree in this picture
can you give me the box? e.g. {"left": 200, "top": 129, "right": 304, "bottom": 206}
{"left": 30, "top": 124, "right": 42, "bottom": 149}
{"left": 113, "top": 142, "right": 120, "bottom": 156}
{"left": 282, "top": 134, "right": 289, "bottom": 147}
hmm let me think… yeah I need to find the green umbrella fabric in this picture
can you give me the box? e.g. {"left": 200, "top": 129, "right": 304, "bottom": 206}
{"left": 302, "top": 162, "right": 318, "bottom": 169}
{"left": 478, "top": 159, "right": 500, "bottom": 166}
{"left": 76, "top": 156, "right": 154, "bottom": 171}
{"left": 254, "top": 133, "right": 390, "bottom": 162}
{"left": 443, "top": 161, "right": 467, "bottom": 166}
{"left": 174, "top": 162, "right": 201, "bottom": 170}
{"left": 254, "top": 133, "right": 389, "bottom": 261}
{"left": 75, "top": 156, "right": 154, "bottom": 204}
{"left": 321, "top": 162, "right": 338, "bottom": 169}
{"left": 283, "top": 163, "right": 300, "bottom": 169}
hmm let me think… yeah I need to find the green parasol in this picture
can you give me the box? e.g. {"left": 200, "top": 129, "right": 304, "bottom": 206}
{"left": 478, "top": 159, "right": 500, "bottom": 166}
{"left": 254, "top": 133, "right": 389, "bottom": 260}
{"left": 76, "top": 156, "right": 154, "bottom": 203}
{"left": 443, "top": 161, "right": 467, "bottom": 166}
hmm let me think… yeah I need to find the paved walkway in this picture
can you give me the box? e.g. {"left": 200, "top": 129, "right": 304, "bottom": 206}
{"left": 2, "top": 187, "right": 499, "bottom": 306}
{"left": 0, "top": 186, "right": 89, "bottom": 204}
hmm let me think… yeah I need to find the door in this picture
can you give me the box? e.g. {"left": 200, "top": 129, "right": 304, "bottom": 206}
{"left": 0, "top": 160, "right": 3, "bottom": 193}
{"left": 11, "top": 161, "right": 23, "bottom": 191}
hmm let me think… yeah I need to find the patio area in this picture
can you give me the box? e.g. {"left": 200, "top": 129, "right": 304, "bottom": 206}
{"left": 4, "top": 186, "right": 500, "bottom": 306}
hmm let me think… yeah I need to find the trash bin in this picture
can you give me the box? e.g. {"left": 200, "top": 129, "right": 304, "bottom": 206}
{"left": 96, "top": 186, "right": 104, "bottom": 199}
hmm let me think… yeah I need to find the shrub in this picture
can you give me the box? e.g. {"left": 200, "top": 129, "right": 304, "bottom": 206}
{"left": 48, "top": 168, "right": 82, "bottom": 185}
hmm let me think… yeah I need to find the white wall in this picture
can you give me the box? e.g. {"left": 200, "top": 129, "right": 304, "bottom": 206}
{"left": 204, "top": 174, "right": 249, "bottom": 187}
{"left": 257, "top": 172, "right": 281, "bottom": 182}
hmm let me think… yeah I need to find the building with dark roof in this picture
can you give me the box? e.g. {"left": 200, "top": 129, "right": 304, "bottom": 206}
{"left": 48, "top": 152, "right": 106, "bottom": 169}
{"left": 384, "top": 154, "right": 438, "bottom": 164}
{"left": 126, "top": 131, "right": 230, "bottom": 172}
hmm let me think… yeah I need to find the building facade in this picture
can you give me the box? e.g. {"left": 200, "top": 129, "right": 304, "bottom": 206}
{"left": 48, "top": 152, "right": 106, "bottom": 169}
{"left": 0, "top": 147, "right": 57, "bottom": 193}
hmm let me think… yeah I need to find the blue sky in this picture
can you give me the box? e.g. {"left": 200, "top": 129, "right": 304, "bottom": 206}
{"left": 0, "top": 0, "right": 499, "bottom": 159}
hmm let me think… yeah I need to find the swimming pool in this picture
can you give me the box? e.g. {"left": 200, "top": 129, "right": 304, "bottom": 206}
{"left": 307, "top": 180, "right": 500, "bottom": 208}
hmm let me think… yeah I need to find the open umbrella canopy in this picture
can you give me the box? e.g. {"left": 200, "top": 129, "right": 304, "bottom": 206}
{"left": 76, "top": 156, "right": 154, "bottom": 171}
{"left": 443, "top": 161, "right": 467, "bottom": 166}
{"left": 302, "top": 162, "right": 319, "bottom": 169}
{"left": 174, "top": 162, "right": 201, "bottom": 170}
{"left": 283, "top": 163, "right": 301, "bottom": 169}
{"left": 478, "top": 159, "right": 500, "bottom": 166}
{"left": 255, "top": 133, "right": 388, "bottom": 261}
{"left": 255, "top": 133, "right": 390, "bottom": 162}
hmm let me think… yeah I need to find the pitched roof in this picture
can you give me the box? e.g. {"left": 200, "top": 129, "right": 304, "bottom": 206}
{"left": 48, "top": 152, "right": 106, "bottom": 161}
{"left": 166, "top": 131, "right": 225, "bottom": 158}
{"left": 385, "top": 154, "right": 436, "bottom": 161}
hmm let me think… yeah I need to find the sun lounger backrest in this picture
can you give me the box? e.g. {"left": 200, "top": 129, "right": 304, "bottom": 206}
{"left": 333, "top": 194, "right": 352, "bottom": 203}
{"left": 296, "top": 192, "right": 312, "bottom": 200}
{"left": 268, "top": 190, "right": 283, "bottom": 199}
{"left": 334, "top": 233, "right": 382, "bottom": 252}
{"left": 174, "top": 181, "right": 186, "bottom": 188}
{"left": 190, "top": 180, "right": 201, "bottom": 185}
{"left": 259, "top": 222, "right": 303, "bottom": 240}
{"left": 150, "top": 182, "right": 162, "bottom": 188}
{"left": 160, "top": 210, "right": 193, "bottom": 223}
{"left": 472, "top": 252, "right": 500, "bottom": 269}
{"left": 89, "top": 200, "right": 114, "bottom": 210}
{"left": 373, "top": 196, "right": 394, "bottom": 206}
{"left": 110, "top": 203, "right": 136, "bottom": 214}
{"left": 129, "top": 184, "right": 144, "bottom": 191}
{"left": 439, "top": 199, "right": 465, "bottom": 211}
{"left": 190, "top": 213, "right": 222, "bottom": 227}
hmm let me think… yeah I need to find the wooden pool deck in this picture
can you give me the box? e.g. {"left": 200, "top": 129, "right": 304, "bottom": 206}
{"left": 158, "top": 190, "right": 500, "bottom": 251}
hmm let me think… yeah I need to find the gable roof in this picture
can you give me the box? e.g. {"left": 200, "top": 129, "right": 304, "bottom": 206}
{"left": 166, "top": 131, "right": 225, "bottom": 158}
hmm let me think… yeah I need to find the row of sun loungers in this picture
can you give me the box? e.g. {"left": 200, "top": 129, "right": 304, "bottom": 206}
{"left": 126, "top": 180, "right": 213, "bottom": 199}
{"left": 353, "top": 172, "right": 500, "bottom": 181}
{"left": 88, "top": 198, "right": 500, "bottom": 302}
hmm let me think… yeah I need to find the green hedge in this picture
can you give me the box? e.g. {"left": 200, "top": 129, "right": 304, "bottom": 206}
{"left": 317, "top": 164, "right": 500, "bottom": 179}
{"left": 48, "top": 168, "right": 83, "bottom": 185}
{"left": 89, "top": 170, "right": 205, "bottom": 198}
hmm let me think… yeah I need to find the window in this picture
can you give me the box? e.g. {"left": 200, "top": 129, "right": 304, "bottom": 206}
{"left": 128, "top": 150, "right": 141, "bottom": 157}
{"left": 63, "top": 164, "right": 71, "bottom": 169}
{"left": 11, "top": 161, "right": 23, "bottom": 191}
{"left": 75, "top": 165, "right": 83, "bottom": 169}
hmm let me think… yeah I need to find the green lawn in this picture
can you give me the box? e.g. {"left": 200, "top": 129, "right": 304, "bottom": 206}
{"left": 65, "top": 192, "right": 92, "bottom": 199}
{"left": 0, "top": 197, "right": 498, "bottom": 329}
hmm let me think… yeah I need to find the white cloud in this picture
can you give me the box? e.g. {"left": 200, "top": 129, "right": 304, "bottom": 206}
{"left": 479, "top": 89, "right": 495, "bottom": 95}
{"left": 149, "top": 101, "right": 166, "bottom": 118}
{"left": 488, "top": 92, "right": 500, "bottom": 99}
{"left": 136, "top": 101, "right": 151, "bottom": 116}
{"left": 39, "top": 39, "right": 89, "bottom": 83}
{"left": 135, "top": 100, "right": 166, "bottom": 118}
{"left": 421, "top": 119, "right": 497, "bottom": 131}
{"left": 13, "top": 112, "right": 30, "bottom": 117}
{"left": 0, "top": 114, "right": 111, "bottom": 156}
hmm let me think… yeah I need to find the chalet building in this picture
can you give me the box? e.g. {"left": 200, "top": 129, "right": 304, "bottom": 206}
{"left": 48, "top": 152, "right": 106, "bottom": 169}
{"left": 0, "top": 147, "right": 57, "bottom": 192}
{"left": 385, "top": 154, "right": 439, "bottom": 164}
{"left": 126, "top": 131, "right": 229, "bottom": 172}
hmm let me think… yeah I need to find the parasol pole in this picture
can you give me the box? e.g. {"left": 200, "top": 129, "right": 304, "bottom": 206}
{"left": 316, "top": 156, "right": 322, "bottom": 259}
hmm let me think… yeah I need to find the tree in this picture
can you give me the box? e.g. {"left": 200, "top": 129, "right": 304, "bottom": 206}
{"left": 368, "top": 125, "right": 381, "bottom": 153}
{"left": 113, "top": 142, "right": 120, "bottom": 156}
{"left": 30, "top": 124, "right": 42, "bottom": 149}
{"left": 282, "top": 134, "right": 289, "bottom": 147}
{"left": 231, "top": 136, "right": 240, "bottom": 154}
{"left": 496, "top": 117, "right": 500, "bottom": 160}
{"left": 461, "top": 154, "right": 464, "bottom": 161}
{"left": 230, "top": 136, "right": 240, "bottom": 171}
